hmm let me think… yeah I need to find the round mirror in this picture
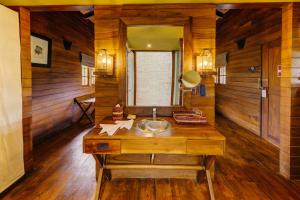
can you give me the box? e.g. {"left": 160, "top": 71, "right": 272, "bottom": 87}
{"left": 181, "top": 70, "right": 201, "bottom": 88}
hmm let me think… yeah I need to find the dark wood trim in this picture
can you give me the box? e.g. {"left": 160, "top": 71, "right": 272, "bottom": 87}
{"left": 179, "top": 38, "right": 183, "bottom": 106}
{"left": 260, "top": 44, "right": 266, "bottom": 139}
{"left": 19, "top": 7, "right": 33, "bottom": 172}
{"left": 171, "top": 51, "right": 175, "bottom": 105}
{"left": 216, "top": 10, "right": 224, "bottom": 18}
{"left": 133, "top": 51, "right": 137, "bottom": 106}
{"left": 83, "top": 11, "right": 94, "bottom": 18}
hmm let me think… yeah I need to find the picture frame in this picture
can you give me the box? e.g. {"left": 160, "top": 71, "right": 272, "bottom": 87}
{"left": 31, "top": 33, "right": 52, "bottom": 67}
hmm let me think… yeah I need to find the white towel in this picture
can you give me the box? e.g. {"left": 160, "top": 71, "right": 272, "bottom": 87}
{"left": 99, "top": 120, "right": 134, "bottom": 136}
{"left": 99, "top": 124, "right": 120, "bottom": 136}
{"left": 115, "top": 119, "right": 134, "bottom": 130}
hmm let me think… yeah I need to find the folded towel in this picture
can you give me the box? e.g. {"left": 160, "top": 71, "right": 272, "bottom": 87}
{"left": 115, "top": 119, "right": 134, "bottom": 130}
{"left": 99, "top": 120, "right": 134, "bottom": 136}
{"left": 99, "top": 124, "right": 120, "bottom": 136}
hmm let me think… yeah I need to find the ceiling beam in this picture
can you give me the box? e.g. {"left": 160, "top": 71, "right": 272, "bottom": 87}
{"left": 217, "top": 3, "right": 283, "bottom": 9}
{"left": 216, "top": 10, "right": 224, "bottom": 18}
{"left": 83, "top": 10, "right": 94, "bottom": 18}
{"left": 20, "top": 5, "right": 94, "bottom": 12}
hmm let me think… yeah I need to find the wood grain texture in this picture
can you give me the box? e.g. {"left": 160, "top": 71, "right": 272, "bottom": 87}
{"left": 216, "top": 8, "right": 282, "bottom": 135}
{"left": 121, "top": 139, "right": 187, "bottom": 154}
{"left": 84, "top": 116, "right": 224, "bottom": 179}
{"left": 94, "top": 4, "right": 216, "bottom": 126}
{"left": 261, "top": 41, "right": 281, "bottom": 147}
{"left": 84, "top": 139, "right": 121, "bottom": 154}
{"left": 19, "top": 7, "right": 33, "bottom": 172}
{"left": 280, "top": 3, "right": 300, "bottom": 180}
{"left": 3, "top": 115, "right": 300, "bottom": 200}
{"left": 187, "top": 140, "right": 225, "bottom": 155}
{"left": 30, "top": 12, "right": 94, "bottom": 143}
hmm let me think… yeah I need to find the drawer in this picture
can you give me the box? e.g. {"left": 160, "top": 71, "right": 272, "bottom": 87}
{"left": 84, "top": 139, "right": 120, "bottom": 154}
{"left": 187, "top": 140, "right": 225, "bottom": 155}
{"left": 121, "top": 139, "right": 186, "bottom": 154}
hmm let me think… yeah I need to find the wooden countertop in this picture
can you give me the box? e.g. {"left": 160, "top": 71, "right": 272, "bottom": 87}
{"left": 84, "top": 117, "right": 225, "bottom": 141}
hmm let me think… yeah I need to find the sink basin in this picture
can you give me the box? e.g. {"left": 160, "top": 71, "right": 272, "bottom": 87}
{"left": 137, "top": 118, "right": 170, "bottom": 133}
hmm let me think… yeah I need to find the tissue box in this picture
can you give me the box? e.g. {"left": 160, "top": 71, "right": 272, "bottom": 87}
{"left": 112, "top": 106, "right": 123, "bottom": 120}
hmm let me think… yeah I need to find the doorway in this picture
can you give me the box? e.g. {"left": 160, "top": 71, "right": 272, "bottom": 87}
{"left": 261, "top": 40, "right": 281, "bottom": 147}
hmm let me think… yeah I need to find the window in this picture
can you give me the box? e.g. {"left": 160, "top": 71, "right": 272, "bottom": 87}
{"left": 82, "top": 65, "right": 88, "bottom": 86}
{"left": 135, "top": 51, "right": 173, "bottom": 106}
{"left": 82, "top": 65, "right": 95, "bottom": 86}
{"left": 215, "top": 52, "right": 227, "bottom": 85}
{"left": 89, "top": 67, "right": 95, "bottom": 85}
{"left": 218, "top": 66, "right": 226, "bottom": 85}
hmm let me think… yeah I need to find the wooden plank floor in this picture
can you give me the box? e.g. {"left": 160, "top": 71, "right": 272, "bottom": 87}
{"left": 2, "top": 115, "right": 300, "bottom": 200}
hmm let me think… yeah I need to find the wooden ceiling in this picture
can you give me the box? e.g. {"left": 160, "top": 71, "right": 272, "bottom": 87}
{"left": 1, "top": 0, "right": 287, "bottom": 6}
{"left": 11, "top": 2, "right": 283, "bottom": 24}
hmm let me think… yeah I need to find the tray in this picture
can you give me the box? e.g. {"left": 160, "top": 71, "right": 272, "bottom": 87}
{"left": 173, "top": 111, "right": 207, "bottom": 124}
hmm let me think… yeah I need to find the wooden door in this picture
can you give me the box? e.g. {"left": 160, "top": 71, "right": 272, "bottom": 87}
{"left": 261, "top": 40, "right": 281, "bottom": 147}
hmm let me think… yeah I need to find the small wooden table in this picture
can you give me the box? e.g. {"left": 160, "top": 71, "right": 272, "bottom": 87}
{"left": 74, "top": 97, "right": 95, "bottom": 124}
{"left": 83, "top": 117, "right": 225, "bottom": 200}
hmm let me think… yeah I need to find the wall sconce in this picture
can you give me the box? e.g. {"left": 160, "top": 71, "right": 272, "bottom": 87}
{"left": 236, "top": 38, "right": 246, "bottom": 49}
{"left": 248, "top": 66, "right": 257, "bottom": 73}
{"left": 63, "top": 39, "right": 72, "bottom": 50}
{"left": 196, "top": 49, "right": 215, "bottom": 76}
{"left": 96, "top": 49, "right": 115, "bottom": 77}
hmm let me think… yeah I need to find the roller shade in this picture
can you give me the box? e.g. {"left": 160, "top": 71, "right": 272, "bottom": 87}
{"left": 80, "top": 52, "right": 94, "bottom": 67}
{"left": 216, "top": 52, "right": 228, "bottom": 67}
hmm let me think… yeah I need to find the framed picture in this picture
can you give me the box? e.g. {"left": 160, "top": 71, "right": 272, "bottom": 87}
{"left": 31, "top": 33, "right": 52, "bottom": 67}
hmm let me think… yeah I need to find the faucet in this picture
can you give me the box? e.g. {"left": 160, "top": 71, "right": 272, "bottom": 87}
{"left": 153, "top": 108, "right": 157, "bottom": 120}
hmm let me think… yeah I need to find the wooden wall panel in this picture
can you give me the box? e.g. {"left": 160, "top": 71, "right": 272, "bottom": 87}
{"left": 30, "top": 12, "right": 94, "bottom": 142}
{"left": 280, "top": 3, "right": 300, "bottom": 180}
{"left": 94, "top": 14, "right": 123, "bottom": 122}
{"left": 94, "top": 4, "right": 216, "bottom": 125}
{"left": 19, "top": 7, "right": 33, "bottom": 171}
{"left": 189, "top": 13, "right": 216, "bottom": 125}
{"left": 216, "top": 8, "right": 282, "bottom": 135}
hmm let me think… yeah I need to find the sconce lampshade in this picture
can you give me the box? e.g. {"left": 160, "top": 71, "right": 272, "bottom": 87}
{"left": 97, "top": 49, "right": 108, "bottom": 72}
{"left": 96, "top": 49, "right": 115, "bottom": 77}
{"left": 196, "top": 49, "right": 215, "bottom": 75}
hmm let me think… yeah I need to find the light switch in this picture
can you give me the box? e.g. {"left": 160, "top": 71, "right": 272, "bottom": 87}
{"left": 261, "top": 89, "right": 267, "bottom": 98}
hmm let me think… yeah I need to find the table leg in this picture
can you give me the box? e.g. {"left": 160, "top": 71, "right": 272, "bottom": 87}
{"left": 93, "top": 155, "right": 101, "bottom": 181}
{"left": 206, "top": 169, "right": 215, "bottom": 200}
{"left": 105, "top": 169, "right": 112, "bottom": 181}
{"left": 209, "top": 162, "right": 215, "bottom": 180}
{"left": 204, "top": 156, "right": 216, "bottom": 200}
{"left": 93, "top": 155, "right": 107, "bottom": 200}
{"left": 94, "top": 167, "right": 103, "bottom": 200}
{"left": 197, "top": 156, "right": 205, "bottom": 183}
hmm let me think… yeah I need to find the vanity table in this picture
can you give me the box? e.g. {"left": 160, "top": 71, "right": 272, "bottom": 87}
{"left": 83, "top": 117, "right": 225, "bottom": 200}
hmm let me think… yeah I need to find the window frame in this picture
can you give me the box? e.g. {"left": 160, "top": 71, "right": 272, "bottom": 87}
{"left": 216, "top": 65, "right": 227, "bottom": 85}
{"left": 81, "top": 65, "right": 95, "bottom": 86}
